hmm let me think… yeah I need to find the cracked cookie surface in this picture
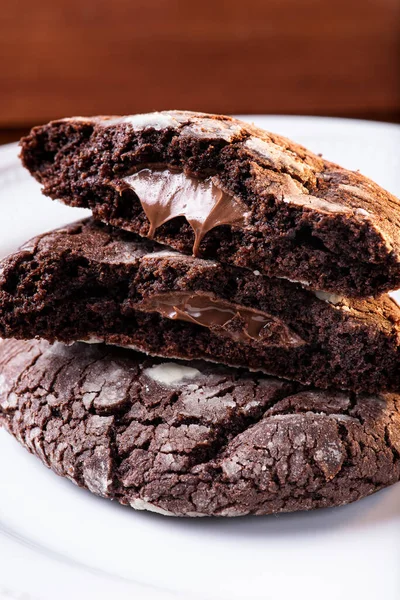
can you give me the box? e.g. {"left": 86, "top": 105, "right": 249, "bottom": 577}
{"left": 1, "top": 338, "right": 399, "bottom": 516}
{"left": 20, "top": 110, "right": 400, "bottom": 297}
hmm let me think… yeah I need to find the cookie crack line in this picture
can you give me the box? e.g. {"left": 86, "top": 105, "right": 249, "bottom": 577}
{"left": 0, "top": 345, "right": 43, "bottom": 410}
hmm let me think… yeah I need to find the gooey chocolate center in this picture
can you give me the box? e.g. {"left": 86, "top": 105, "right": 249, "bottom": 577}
{"left": 136, "top": 292, "right": 304, "bottom": 347}
{"left": 123, "top": 169, "right": 249, "bottom": 255}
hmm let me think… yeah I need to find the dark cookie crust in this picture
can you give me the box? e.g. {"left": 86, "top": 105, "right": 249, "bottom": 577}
{"left": 1, "top": 339, "right": 399, "bottom": 516}
{"left": 1, "top": 219, "right": 400, "bottom": 393}
{"left": 20, "top": 110, "right": 400, "bottom": 297}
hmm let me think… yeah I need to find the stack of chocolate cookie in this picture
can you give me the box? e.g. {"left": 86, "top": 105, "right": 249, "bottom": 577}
{"left": 1, "top": 111, "right": 400, "bottom": 516}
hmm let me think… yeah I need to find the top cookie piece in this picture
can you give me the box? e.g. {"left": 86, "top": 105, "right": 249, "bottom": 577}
{"left": 20, "top": 110, "right": 400, "bottom": 297}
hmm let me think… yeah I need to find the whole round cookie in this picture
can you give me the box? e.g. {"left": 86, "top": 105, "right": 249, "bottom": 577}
{"left": 1, "top": 338, "right": 399, "bottom": 516}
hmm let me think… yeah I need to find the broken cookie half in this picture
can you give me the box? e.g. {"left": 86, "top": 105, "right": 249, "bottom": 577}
{"left": 1, "top": 218, "right": 400, "bottom": 393}
{"left": 20, "top": 110, "right": 400, "bottom": 297}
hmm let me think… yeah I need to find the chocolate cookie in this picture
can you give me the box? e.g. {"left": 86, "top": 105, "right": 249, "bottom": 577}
{"left": 1, "top": 218, "right": 400, "bottom": 393}
{"left": 20, "top": 110, "right": 400, "bottom": 297}
{"left": 1, "top": 338, "right": 399, "bottom": 517}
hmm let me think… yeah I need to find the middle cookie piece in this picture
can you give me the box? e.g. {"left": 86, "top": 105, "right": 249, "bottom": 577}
{"left": 0, "top": 218, "right": 399, "bottom": 392}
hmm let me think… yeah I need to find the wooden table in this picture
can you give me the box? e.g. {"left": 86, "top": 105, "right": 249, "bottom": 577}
{"left": 1, "top": 0, "right": 399, "bottom": 142}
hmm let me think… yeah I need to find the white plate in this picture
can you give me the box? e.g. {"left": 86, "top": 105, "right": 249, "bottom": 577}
{"left": 0, "top": 116, "right": 400, "bottom": 600}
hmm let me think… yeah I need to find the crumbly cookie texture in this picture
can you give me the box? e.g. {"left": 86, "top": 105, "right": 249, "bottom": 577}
{"left": 1, "top": 218, "right": 400, "bottom": 393}
{"left": 20, "top": 110, "right": 400, "bottom": 297}
{"left": 1, "top": 339, "right": 399, "bottom": 517}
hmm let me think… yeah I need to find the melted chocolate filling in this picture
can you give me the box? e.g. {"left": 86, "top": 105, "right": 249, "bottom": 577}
{"left": 135, "top": 292, "right": 305, "bottom": 347}
{"left": 122, "top": 168, "right": 249, "bottom": 255}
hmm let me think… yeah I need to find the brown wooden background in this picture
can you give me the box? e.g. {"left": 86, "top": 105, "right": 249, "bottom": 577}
{"left": 1, "top": 0, "right": 399, "bottom": 143}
